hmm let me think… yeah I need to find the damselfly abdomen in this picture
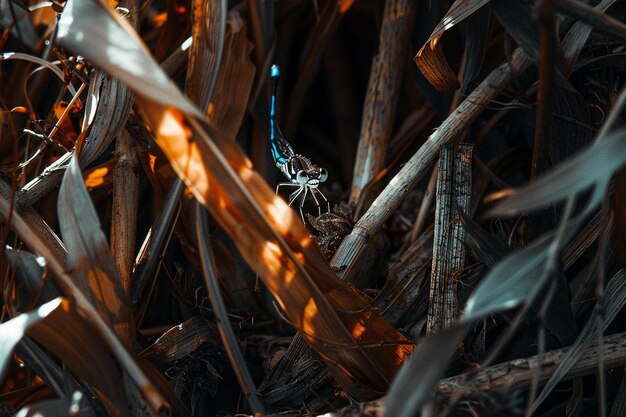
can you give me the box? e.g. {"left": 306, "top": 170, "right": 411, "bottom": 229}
{"left": 269, "top": 65, "right": 330, "bottom": 222}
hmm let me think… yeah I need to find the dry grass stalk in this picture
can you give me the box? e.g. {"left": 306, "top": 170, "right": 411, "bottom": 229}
{"left": 426, "top": 144, "right": 472, "bottom": 334}
{"left": 348, "top": 0, "right": 416, "bottom": 203}
{"left": 111, "top": 128, "right": 139, "bottom": 298}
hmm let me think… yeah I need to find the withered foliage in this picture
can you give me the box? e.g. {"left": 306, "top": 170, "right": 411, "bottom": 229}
{"left": 0, "top": 1, "right": 625, "bottom": 417}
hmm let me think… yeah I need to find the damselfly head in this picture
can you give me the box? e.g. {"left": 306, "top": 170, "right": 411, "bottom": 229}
{"left": 296, "top": 167, "right": 328, "bottom": 187}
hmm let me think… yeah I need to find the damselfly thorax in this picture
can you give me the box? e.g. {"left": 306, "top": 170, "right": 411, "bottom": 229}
{"left": 269, "top": 65, "right": 330, "bottom": 221}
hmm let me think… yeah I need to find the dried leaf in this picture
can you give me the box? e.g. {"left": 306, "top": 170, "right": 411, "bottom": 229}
{"left": 5, "top": 247, "right": 60, "bottom": 311}
{"left": 26, "top": 300, "right": 128, "bottom": 417}
{"left": 141, "top": 317, "right": 219, "bottom": 367}
{"left": 185, "top": 0, "right": 226, "bottom": 111}
{"left": 0, "top": 299, "right": 64, "bottom": 383}
{"left": 79, "top": 74, "right": 133, "bottom": 167}
{"left": 415, "top": 35, "right": 461, "bottom": 91}
{"left": 207, "top": 12, "right": 256, "bottom": 137}
{"left": 58, "top": 155, "right": 132, "bottom": 345}
{"left": 414, "top": 0, "right": 490, "bottom": 90}
{"left": 0, "top": 298, "right": 127, "bottom": 417}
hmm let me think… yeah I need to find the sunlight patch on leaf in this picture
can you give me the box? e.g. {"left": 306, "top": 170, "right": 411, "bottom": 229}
{"left": 57, "top": 0, "right": 199, "bottom": 116}
{"left": 0, "top": 298, "right": 63, "bottom": 382}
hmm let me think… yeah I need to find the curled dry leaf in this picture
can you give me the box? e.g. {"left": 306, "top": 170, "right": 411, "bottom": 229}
{"left": 414, "top": 0, "right": 491, "bottom": 91}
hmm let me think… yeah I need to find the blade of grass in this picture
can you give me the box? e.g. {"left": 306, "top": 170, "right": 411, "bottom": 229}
{"left": 194, "top": 202, "right": 265, "bottom": 414}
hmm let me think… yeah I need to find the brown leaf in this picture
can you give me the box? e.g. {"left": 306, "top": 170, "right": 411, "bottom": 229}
{"left": 207, "top": 13, "right": 256, "bottom": 138}
{"left": 415, "top": 36, "right": 461, "bottom": 92}
{"left": 58, "top": 155, "right": 133, "bottom": 346}
{"left": 414, "top": 0, "right": 490, "bottom": 91}
{"left": 185, "top": 0, "right": 227, "bottom": 112}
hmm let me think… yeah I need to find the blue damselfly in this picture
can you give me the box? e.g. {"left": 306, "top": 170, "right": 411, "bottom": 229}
{"left": 269, "top": 65, "right": 330, "bottom": 222}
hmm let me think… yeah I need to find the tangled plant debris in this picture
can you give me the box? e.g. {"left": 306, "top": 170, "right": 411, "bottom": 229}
{"left": 0, "top": 1, "right": 625, "bottom": 416}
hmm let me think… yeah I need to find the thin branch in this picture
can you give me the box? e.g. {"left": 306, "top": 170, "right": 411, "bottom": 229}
{"left": 532, "top": 0, "right": 556, "bottom": 178}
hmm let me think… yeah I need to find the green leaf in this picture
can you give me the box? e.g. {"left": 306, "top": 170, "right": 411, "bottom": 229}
{"left": 462, "top": 236, "right": 550, "bottom": 322}
{"left": 385, "top": 324, "right": 468, "bottom": 417}
{"left": 489, "top": 130, "right": 626, "bottom": 217}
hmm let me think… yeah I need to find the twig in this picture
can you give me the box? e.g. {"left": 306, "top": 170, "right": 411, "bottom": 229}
{"left": 440, "top": 331, "right": 626, "bottom": 397}
{"left": 532, "top": 0, "right": 556, "bottom": 178}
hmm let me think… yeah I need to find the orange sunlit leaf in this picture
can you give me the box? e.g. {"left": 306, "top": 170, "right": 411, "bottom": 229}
{"left": 84, "top": 166, "right": 110, "bottom": 190}
{"left": 338, "top": 0, "right": 356, "bottom": 14}
{"left": 52, "top": 101, "right": 78, "bottom": 146}
{"left": 352, "top": 322, "right": 367, "bottom": 339}
{"left": 152, "top": 11, "right": 168, "bottom": 26}
{"left": 303, "top": 298, "right": 319, "bottom": 337}
{"left": 148, "top": 153, "right": 157, "bottom": 173}
{"left": 484, "top": 188, "right": 514, "bottom": 204}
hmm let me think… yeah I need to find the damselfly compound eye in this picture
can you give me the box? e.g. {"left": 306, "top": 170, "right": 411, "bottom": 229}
{"left": 319, "top": 168, "right": 328, "bottom": 182}
{"left": 296, "top": 170, "right": 309, "bottom": 184}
